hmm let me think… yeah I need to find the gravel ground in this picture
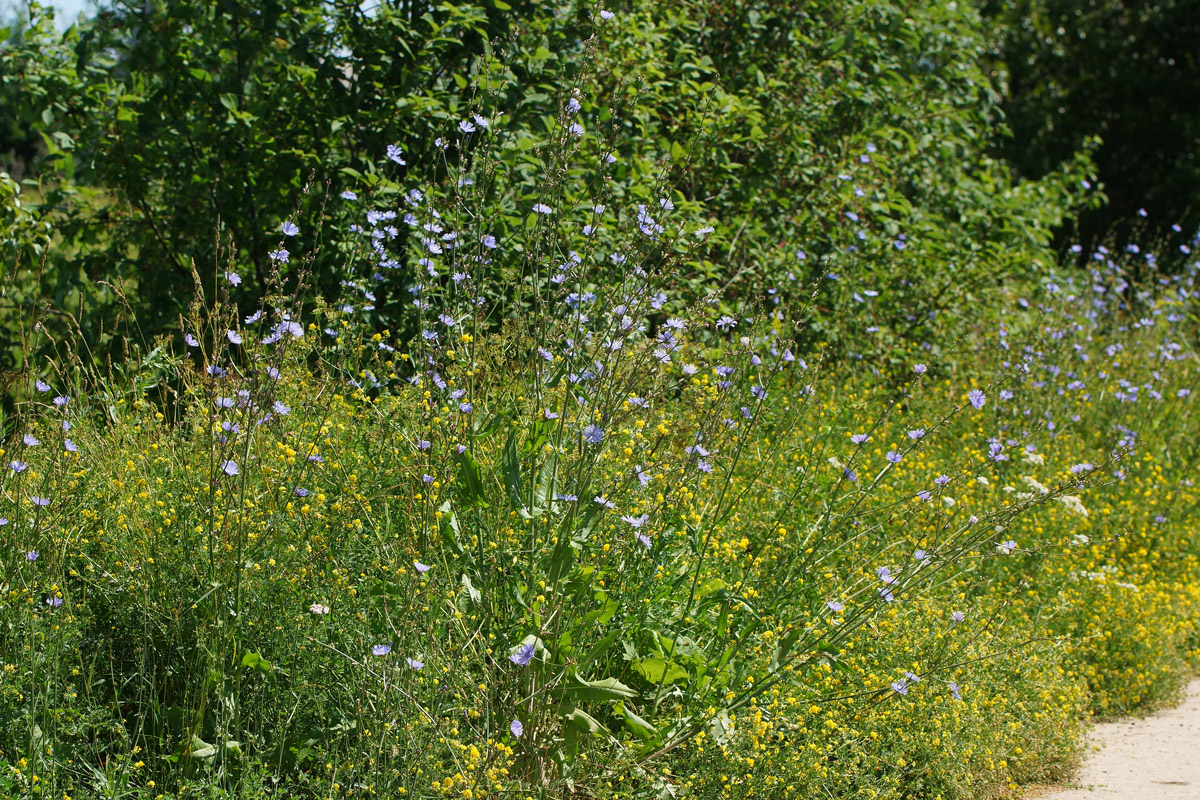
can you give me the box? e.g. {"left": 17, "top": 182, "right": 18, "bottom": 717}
{"left": 1033, "top": 679, "right": 1200, "bottom": 799}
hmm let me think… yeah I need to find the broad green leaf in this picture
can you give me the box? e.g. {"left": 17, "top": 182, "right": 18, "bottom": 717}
{"left": 561, "top": 673, "right": 638, "bottom": 703}
{"left": 617, "top": 702, "right": 657, "bottom": 741}
{"left": 632, "top": 658, "right": 689, "bottom": 686}
{"left": 452, "top": 448, "right": 488, "bottom": 507}
{"left": 189, "top": 734, "right": 217, "bottom": 760}
{"left": 563, "top": 708, "right": 607, "bottom": 735}
{"left": 240, "top": 650, "right": 273, "bottom": 674}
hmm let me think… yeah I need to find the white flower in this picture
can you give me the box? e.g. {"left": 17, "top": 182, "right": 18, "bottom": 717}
{"left": 1057, "top": 495, "right": 1089, "bottom": 517}
{"left": 1022, "top": 475, "right": 1050, "bottom": 495}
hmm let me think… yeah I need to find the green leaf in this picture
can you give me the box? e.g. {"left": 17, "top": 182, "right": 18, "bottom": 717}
{"left": 631, "top": 658, "right": 689, "bottom": 686}
{"left": 188, "top": 734, "right": 217, "bottom": 760}
{"left": 617, "top": 702, "right": 657, "bottom": 741}
{"left": 452, "top": 448, "right": 488, "bottom": 507}
{"left": 438, "top": 501, "right": 465, "bottom": 556}
{"left": 585, "top": 592, "right": 618, "bottom": 625}
{"left": 460, "top": 573, "right": 481, "bottom": 605}
{"left": 580, "top": 629, "right": 621, "bottom": 665}
{"left": 773, "top": 629, "right": 803, "bottom": 667}
{"left": 502, "top": 427, "right": 523, "bottom": 510}
{"left": 240, "top": 650, "right": 273, "bottom": 674}
{"left": 695, "top": 577, "right": 727, "bottom": 601}
{"left": 560, "top": 673, "right": 639, "bottom": 703}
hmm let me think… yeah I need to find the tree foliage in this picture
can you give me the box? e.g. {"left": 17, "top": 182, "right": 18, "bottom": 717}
{"left": 2, "top": 0, "right": 1096, "bottom": 369}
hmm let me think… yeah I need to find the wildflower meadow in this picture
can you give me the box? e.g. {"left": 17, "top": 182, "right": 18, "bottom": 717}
{"left": 2, "top": 2, "right": 1199, "bottom": 799}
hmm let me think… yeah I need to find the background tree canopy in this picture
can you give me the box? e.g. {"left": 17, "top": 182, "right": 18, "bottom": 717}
{"left": 985, "top": 0, "right": 1200, "bottom": 261}
{"left": 1, "top": 0, "right": 1195, "bottom": 371}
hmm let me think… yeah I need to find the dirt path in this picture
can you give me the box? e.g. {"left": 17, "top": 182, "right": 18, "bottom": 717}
{"left": 1033, "top": 679, "right": 1200, "bottom": 799}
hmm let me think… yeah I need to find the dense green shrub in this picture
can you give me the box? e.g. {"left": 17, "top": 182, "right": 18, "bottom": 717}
{"left": 2, "top": 0, "right": 1094, "bottom": 369}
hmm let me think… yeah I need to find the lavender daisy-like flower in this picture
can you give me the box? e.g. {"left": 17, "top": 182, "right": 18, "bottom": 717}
{"left": 269, "top": 248, "right": 289, "bottom": 263}
{"left": 406, "top": 658, "right": 425, "bottom": 670}
{"left": 10, "top": 460, "right": 28, "bottom": 473}
{"left": 996, "top": 540, "right": 1018, "bottom": 555}
{"left": 532, "top": 203, "right": 553, "bottom": 215}
{"left": 31, "top": 497, "right": 49, "bottom": 507}
{"left": 221, "top": 460, "right": 240, "bottom": 477}
{"left": 46, "top": 596, "right": 63, "bottom": 607}
{"left": 850, "top": 433, "right": 869, "bottom": 444}
{"left": 826, "top": 600, "right": 844, "bottom": 612}
{"left": 509, "top": 642, "right": 535, "bottom": 666}
{"left": 907, "top": 429, "right": 925, "bottom": 440}
{"left": 967, "top": 389, "right": 986, "bottom": 409}
{"left": 225, "top": 271, "right": 242, "bottom": 286}
{"left": 53, "top": 395, "right": 68, "bottom": 407}
{"left": 386, "top": 144, "right": 406, "bottom": 165}
{"left": 414, "top": 561, "right": 431, "bottom": 574}
{"left": 582, "top": 424, "right": 604, "bottom": 444}
{"left": 372, "top": 644, "right": 392, "bottom": 657}
{"left": 227, "top": 330, "right": 243, "bottom": 345}
{"left": 886, "top": 450, "right": 902, "bottom": 464}
{"left": 949, "top": 681, "right": 962, "bottom": 701}
{"left": 281, "top": 220, "right": 299, "bottom": 236}
{"left": 35, "top": 380, "right": 51, "bottom": 392}
{"left": 23, "top": 434, "right": 39, "bottom": 447}
{"left": 913, "top": 363, "right": 927, "bottom": 374}
{"left": 25, "top": 550, "right": 38, "bottom": 561}
{"left": 594, "top": 495, "right": 615, "bottom": 510}
{"left": 891, "top": 679, "right": 909, "bottom": 695}
{"left": 510, "top": 719, "right": 524, "bottom": 738}
{"left": 951, "top": 611, "right": 965, "bottom": 624}
{"left": 64, "top": 440, "right": 78, "bottom": 453}
{"left": 185, "top": 333, "right": 200, "bottom": 347}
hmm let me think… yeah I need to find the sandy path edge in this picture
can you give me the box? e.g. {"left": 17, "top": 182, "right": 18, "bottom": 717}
{"left": 1024, "top": 678, "right": 1200, "bottom": 800}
